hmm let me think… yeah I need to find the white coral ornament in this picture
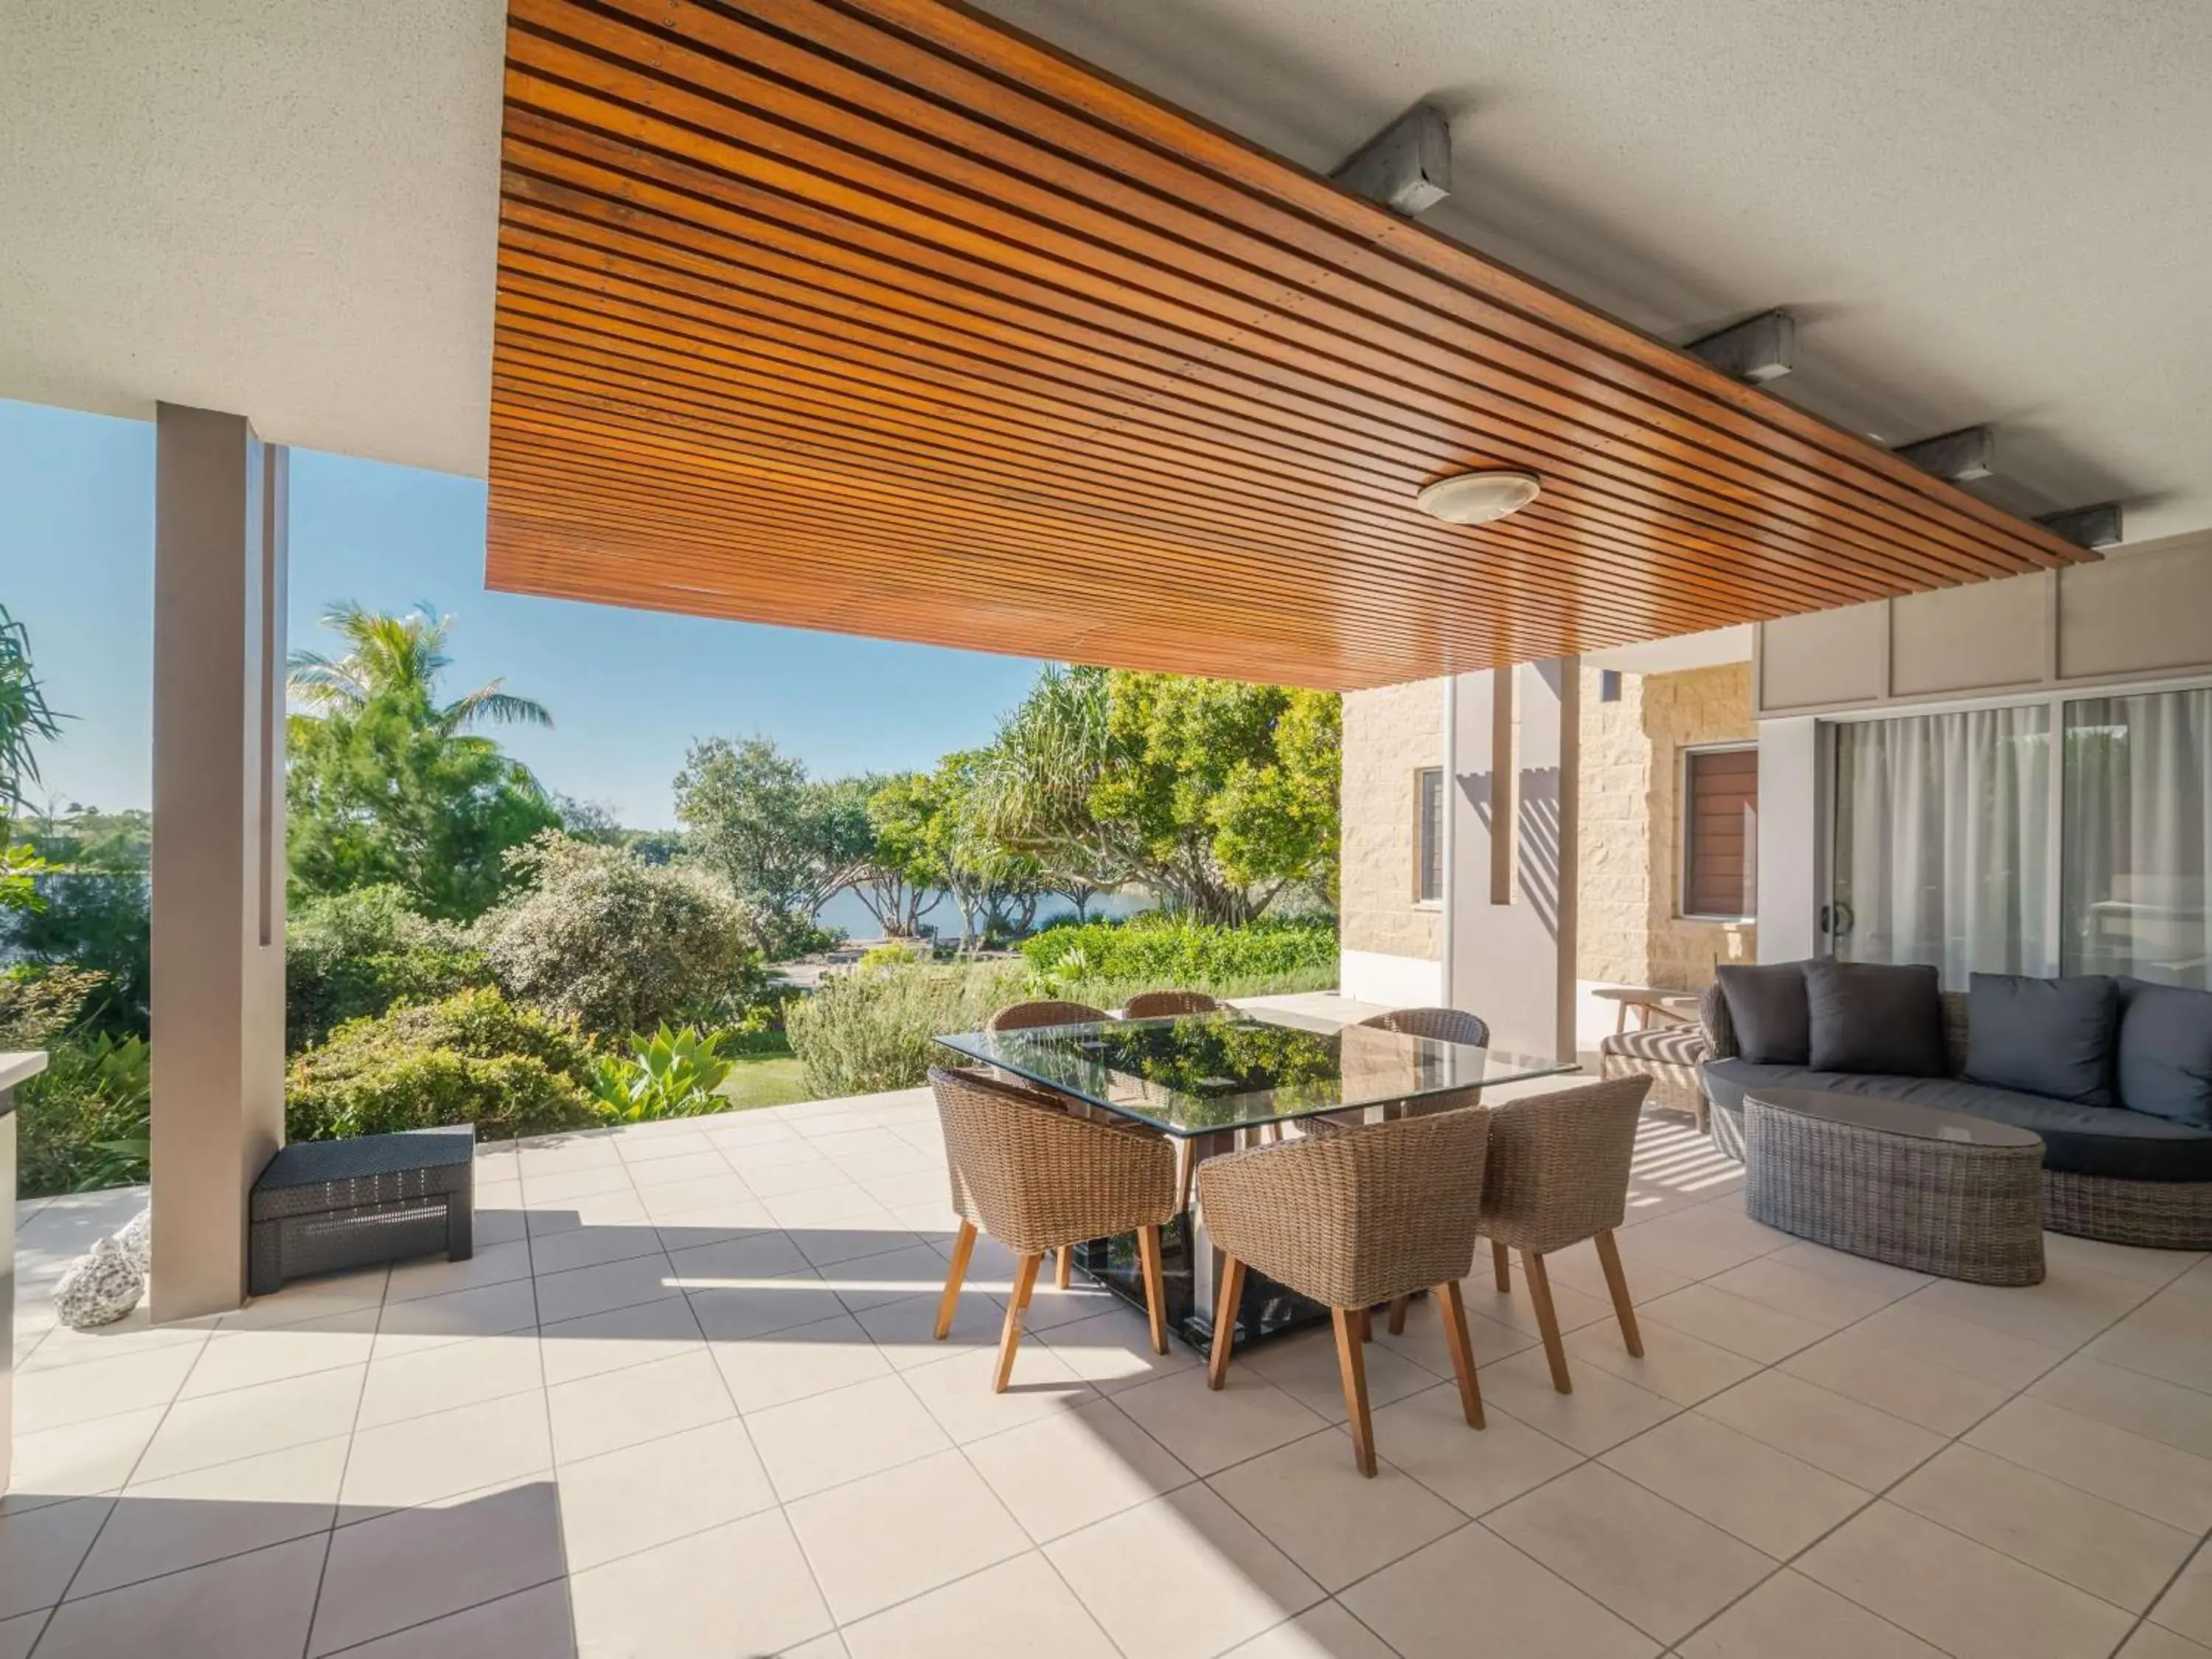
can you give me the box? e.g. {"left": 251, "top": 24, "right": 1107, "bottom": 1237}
{"left": 52, "top": 1232, "right": 147, "bottom": 1329}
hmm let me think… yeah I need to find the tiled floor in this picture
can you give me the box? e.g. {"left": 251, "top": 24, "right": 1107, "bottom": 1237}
{"left": 7, "top": 1088, "right": 2212, "bottom": 1658}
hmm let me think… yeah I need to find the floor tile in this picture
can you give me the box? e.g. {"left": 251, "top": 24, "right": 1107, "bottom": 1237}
{"left": 2125, "top": 1625, "right": 2212, "bottom": 1659}
{"left": 840, "top": 1549, "right": 1119, "bottom": 1659}
{"left": 1368, "top": 1384, "right": 1583, "bottom": 1516}
{"left": 0, "top": 1496, "right": 112, "bottom": 1620}
{"left": 531, "top": 1251, "right": 678, "bottom": 1327}
{"left": 1220, "top": 1600, "right": 1399, "bottom": 1658}
{"left": 74, "top": 1437, "right": 346, "bottom": 1599}
{"left": 33, "top": 1533, "right": 325, "bottom": 1659}
{"left": 546, "top": 1346, "right": 735, "bottom": 1465}
{"left": 537, "top": 1293, "right": 704, "bottom": 1385}
{"left": 1798, "top": 1501, "right": 2135, "bottom": 1659}
{"left": 2154, "top": 1543, "right": 2212, "bottom": 1644}
{"left": 331, "top": 1580, "right": 575, "bottom": 1658}
{"left": 355, "top": 1332, "right": 543, "bottom": 1429}
{"left": 1035, "top": 1305, "right": 1204, "bottom": 1392}
{"left": 815, "top": 1240, "right": 966, "bottom": 1315}
{"left": 2041, "top": 1234, "right": 2200, "bottom": 1290}
{"left": 1913, "top": 1269, "right": 2150, "bottom": 1352}
{"left": 372, "top": 1276, "right": 538, "bottom": 1354}
{"left": 556, "top": 1416, "right": 776, "bottom": 1571}
{"left": 1214, "top": 1423, "right": 1472, "bottom": 1589}
{"left": 1244, "top": 1323, "right": 1439, "bottom": 1424}
{"left": 1966, "top": 1396, "right": 2212, "bottom": 1532}
{"left": 619, "top": 1149, "right": 732, "bottom": 1189}
{"left": 1637, "top": 1284, "right": 1832, "bottom": 1363}
{"left": 216, "top": 1267, "right": 388, "bottom": 1332}
{"left": 522, "top": 1199, "right": 662, "bottom": 1279}
{"left": 179, "top": 1310, "right": 380, "bottom": 1399}
{"left": 852, "top": 1286, "right": 1006, "bottom": 1368}
{"left": 709, "top": 1311, "right": 894, "bottom": 1412}
{"left": 1543, "top": 1232, "right": 1694, "bottom": 1307}
{"left": 12, "top": 1343, "right": 201, "bottom": 1433}
{"left": 1698, "top": 1371, "right": 1946, "bottom": 1487}
{"left": 964, "top": 1396, "right": 1195, "bottom": 1543}
{"left": 519, "top": 1161, "right": 635, "bottom": 1205}
{"left": 0, "top": 1611, "right": 41, "bottom": 1659}
{"left": 383, "top": 1239, "right": 534, "bottom": 1305}
{"left": 16, "top": 1309, "right": 209, "bottom": 1374}
{"left": 1474, "top": 1346, "right": 1679, "bottom": 1454}
{"left": 2031, "top": 1354, "right": 2212, "bottom": 1458}
{"left": 686, "top": 1270, "right": 847, "bottom": 1345}
{"left": 1677, "top": 1568, "right": 1946, "bottom": 1658}
{"left": 339, "top": 1390, "right": 553, "bottom": 1511}
{"left": 1486, "top": 1462, "right": 1775, "bottom": 1644}
{"left": 1, "top": 1407, "right": 166, "bottom": 1511}
{"left": 2086, "top": 1293, "right": 2212, "bottom": 1393}
{"left": 661, "top": 1225, "right": 810, "bottom": 1288}
{"left": 902, "top": 1338, "right": 1096, "bottom": 1444}
{"left": 1851, "top": 1298, "right": 2071, "bottom": 1390}
{"left": 311, "top": 1478, "right": 565, "bottom": 1655}
{"left": 1778, "top": 1327, "right": 2011, "bottom": 1436}
{"left": 1761, "top": 1239, "right": 1935, "bottom": 1301}
{"left": 1618, "top": 1205, "right": 1789, "bottom": 1281}
{"left": 1113, "top": 1365, "right": 1331, "bottom": 1476}
{"left": 568, "top": 1509, "right": 833, "bottom": 1658}
{"left": 1708, "top": 1256, "right": 1902, "bottom": 1326}
{"left": 1563, "top": 1316, "right": 1763, "bottom": 1406}
{"left": 1465, "top": 1266, "right": 1615, "bottom": 1341}
{"left": 1046, "top": 1484, "right": 1326, "bottom": 1659}
{"left": 747, "top": 1372, "right": 952, "bottom": 1500}
{"left": 786, "top": 1447, "right": 1030, "bottom": 1623}
{"left": 1890, "top": 1444, "right": 2195, "bottom": 1613}
{"left": 133, "top": 1363, "right": 366, "bottom": 1484}
{"left": 1369, "top": 1287, "right": 1537, "bottom": 1379}
{"left": 650, "top": 1198, "right": 779, "bottom": 1253}
{"left": 1338, "top": 1520, "right": 1656, "bottom": 1659}
{"left": 1602, "top": 1410, "right": 1869, "bottom": 1554}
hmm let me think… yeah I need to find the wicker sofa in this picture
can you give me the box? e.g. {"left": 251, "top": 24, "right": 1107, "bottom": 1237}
{"left": 1700, "top": 981, "right": 2212, "bottom": 1249}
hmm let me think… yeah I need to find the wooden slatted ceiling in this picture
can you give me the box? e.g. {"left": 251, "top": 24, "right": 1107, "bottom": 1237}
{"left": 485, "top": 0, "right": 2093, "bottom": 691}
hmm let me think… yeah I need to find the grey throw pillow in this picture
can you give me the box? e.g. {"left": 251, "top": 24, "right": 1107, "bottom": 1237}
{"left": 1714, "top": 961, "right": 1811, "bottom": 1065}
{"left": 1804, "top": 961, "right": 1947, "bottom": 1076}
{"left": 1962, "top": 973, "right": 2117, "bottom": 1105}
{"left": 2115, "top": 978, "right": 2212, "bottom": 1129}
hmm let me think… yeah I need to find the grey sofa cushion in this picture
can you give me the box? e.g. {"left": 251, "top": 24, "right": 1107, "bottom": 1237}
{"left": 2117, "top": 978, "right": 2212, "bottom": 1130}
{"left": 1714, "top": 961, "right": 1811, "bottom": 1065}
{"left": 1963, "top": 973, "right": 2118, "bottom": 1107}
{"left": 1703, "top": 1059, "right": 2212, "bottom": 1183}
{"left": 1804, "top": 961, "right": 1947, "bottom": 1077}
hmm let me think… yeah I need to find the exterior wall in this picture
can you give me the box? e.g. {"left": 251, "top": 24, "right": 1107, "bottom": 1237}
{"left": 1576, "top": 661, "right": 1757, "bottom": 992}
{"left": 1338, "top": 678, "right": 1444, "bottom": 976}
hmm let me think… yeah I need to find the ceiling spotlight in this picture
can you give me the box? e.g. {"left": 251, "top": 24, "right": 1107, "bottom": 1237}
{"left": 1415, "top": 469, "right": 1543, "bottom": 525}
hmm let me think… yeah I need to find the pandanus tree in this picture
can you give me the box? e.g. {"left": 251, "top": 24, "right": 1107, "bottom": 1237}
{"left": 285, "top": 602, "right": 552, "bottom": 736}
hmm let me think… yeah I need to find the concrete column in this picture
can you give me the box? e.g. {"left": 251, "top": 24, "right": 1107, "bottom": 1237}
{"left": 1447, "top": 659, "right": 1581, "bottom": 1060}
{"left": 150, "top": 405, "right": 288, "bottom": 1320}
{"left": 1755, "top": 716, "right": 1821, "bottom": 962}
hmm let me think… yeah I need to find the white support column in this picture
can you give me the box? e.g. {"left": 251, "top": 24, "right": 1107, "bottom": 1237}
{"left": 150, "top": 405, "right": 288, "bottom": 1320}
{"left": 1756, "top": 717, "right": 1821, "bottom": 963}
{"left": 1447, "top": 659, "right": 1581, "bottom": 1060}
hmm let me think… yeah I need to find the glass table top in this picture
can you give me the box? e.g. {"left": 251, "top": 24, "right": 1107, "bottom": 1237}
{"left": 934, "top": 1008, "right": 1577, "bottom": 1136}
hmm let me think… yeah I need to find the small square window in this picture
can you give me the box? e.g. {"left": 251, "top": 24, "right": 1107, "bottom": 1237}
{"left": 1682, "top": 746, "right": 1758, "bottom": 920}
{"left": 1415, "top": 767, "right": 1444, "bottom": 903}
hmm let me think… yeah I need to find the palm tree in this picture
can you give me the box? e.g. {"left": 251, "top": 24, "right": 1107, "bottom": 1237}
{"left": 286, "top": 602, "right": 552, "bottom": 734}
{"left": 0, "top": 604, "right": 64, "bottom": 830}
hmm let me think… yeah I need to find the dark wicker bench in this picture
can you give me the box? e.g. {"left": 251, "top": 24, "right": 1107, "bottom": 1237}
{"left": 250, "top": 1126, "right": 475, "bottom": 1295}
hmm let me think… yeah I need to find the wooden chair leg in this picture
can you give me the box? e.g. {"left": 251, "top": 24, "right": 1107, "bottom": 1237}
{"left": 996, "top": 1252, "right": 1043, "bottom": 1394}
{"left": 1355, "top": 1304, "right": 1372, "bottom": 1343}
{"left": 1206, "top": 1256, "right": 1246, "bottom": 1390}
{"left": 1137, "top": 1223, "right": 1169, "bottom": 1356}
{"left": 1521, "top": 1251, "right": 1573, "bottom": 1394}
{"left": 935, "top": 1219, "right": 977, "bottom": 1341}
{"left": 1332, "top": 1307, "right": 1378, "bottom": 1478}
{"left": 1436, "top": 1279, "right": 1485, "bottom": 1428}
{"left": 1594, "top": 1228, "right": 1644, "bottom": 1357}
{"left": 1055, "top": 1245, "right": 1074, "bottom": 1290}
{"left": 1492, "top": 1237, "right": 1512, "bottom": 1292}
{"left": 1386, "top": 1295, "right": 1410, "bottom": 1336}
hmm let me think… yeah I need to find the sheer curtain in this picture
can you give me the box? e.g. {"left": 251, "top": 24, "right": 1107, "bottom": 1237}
{"left": 1832, "top": 706, "right": 2051, "bottom": 987}
{"left": 2063, "top": 690, "right": 2212, "bottom": 989}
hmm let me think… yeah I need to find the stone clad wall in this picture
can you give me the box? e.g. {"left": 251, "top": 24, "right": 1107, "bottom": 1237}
{"left": 1577, "top": 661, "right": 1756, "bottom": 990}
{"left": 1340, "top": 678, "right": 1444, "bottom": 963}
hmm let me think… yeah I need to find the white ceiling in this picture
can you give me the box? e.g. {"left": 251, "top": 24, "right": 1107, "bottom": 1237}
{"left": 3, "top": 0, "right": 2207, "bottom": 540}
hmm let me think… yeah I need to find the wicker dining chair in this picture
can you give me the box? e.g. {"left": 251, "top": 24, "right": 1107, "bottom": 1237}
{"left": 1121, "top": 988, "right": 1224, "bottom": 1020}
{"left": 1354, "top": 1006, "right": 1492, "bottom": 1048}
{"left": 1472, "top": 1076, "right": 1652, "bottom": 1394}
{"left": 981, "top": 998, "right": 1112, "bottom": 1287}
{"left": 1197, "top": 1107, "right": 1492, "bottom": 1476}
{"left": 928, "top": 1066, "right": 1180, "bottom": 1391}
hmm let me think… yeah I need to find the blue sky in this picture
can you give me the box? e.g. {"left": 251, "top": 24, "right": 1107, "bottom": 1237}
{"left": 1, "top": 397, "right": 1051, "bottom": 828}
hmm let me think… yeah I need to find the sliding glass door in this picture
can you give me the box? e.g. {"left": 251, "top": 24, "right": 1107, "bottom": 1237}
{"left": 1827, "top": 686, "right": 2211, "bottom": 990}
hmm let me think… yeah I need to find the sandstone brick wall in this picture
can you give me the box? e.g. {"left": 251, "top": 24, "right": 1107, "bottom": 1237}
{"left": 1340, "top": 678, "right": 1444, "bottom": 962}
{"left": 1577, "top": 661, "right": 1756, "bottom": 990}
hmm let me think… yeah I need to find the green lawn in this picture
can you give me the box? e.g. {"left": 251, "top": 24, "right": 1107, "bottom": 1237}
{"left": 714, "top": 1051, "right": 814, "bottom": 1110}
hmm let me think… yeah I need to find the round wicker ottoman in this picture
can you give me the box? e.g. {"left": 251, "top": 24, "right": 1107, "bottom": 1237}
{"left": 1743, "top": 1088, "right": 2046, "bottom": 1286}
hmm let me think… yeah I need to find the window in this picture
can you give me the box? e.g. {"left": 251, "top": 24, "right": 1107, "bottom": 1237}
{"left": 1681, "top": 745, "right": 1759, "bottom": 921}
{"left": 2062, "top": 689, "right": 2211, "bottom": 990}
{"left": 1415, "top": 766, "right": 1444, "bottom": 903}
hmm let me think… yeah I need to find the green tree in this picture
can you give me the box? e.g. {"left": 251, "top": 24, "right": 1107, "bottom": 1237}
{"left": 672, "top": 736, "right": 874, "bottom": 954}
{"left": 916, "top": 752, "right": 1043, "bottom": 951}
{"left": 287, "top": 602, "right": 552, "bottom": 734}
{"left": 286, "top": 690, "right": 560, "bottom": 921}
{"left": 857, "top": 772, "right": 947, "bottom": 938}
{"left": 0, "top": 605, "right": 65, "bottom": 913}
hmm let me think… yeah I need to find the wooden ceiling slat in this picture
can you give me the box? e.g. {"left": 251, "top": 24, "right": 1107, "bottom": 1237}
{"left": 487, "top": 0, "right": 2093, "bottom": 690}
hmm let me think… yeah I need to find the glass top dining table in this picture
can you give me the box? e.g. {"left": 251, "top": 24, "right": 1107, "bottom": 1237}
{"left": 933, "top": 1006, "right": 1577, "bottom": 1136}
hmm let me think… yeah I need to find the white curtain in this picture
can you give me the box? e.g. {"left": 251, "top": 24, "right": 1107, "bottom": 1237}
{"left": 2063, "top": 690, "right": 2212, "bottom": 990}
{"left": 1832, "top": 707, "right": 2051, "bottom": 987}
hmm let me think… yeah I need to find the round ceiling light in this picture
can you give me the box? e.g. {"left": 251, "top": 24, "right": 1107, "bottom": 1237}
{"left": 1415, "top": 469, "right": 1543, "bottom": 525}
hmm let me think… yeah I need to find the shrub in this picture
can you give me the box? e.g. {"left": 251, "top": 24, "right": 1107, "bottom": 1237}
{"left": 475, "top": 833, "right": 766, "bottom": 1040}
{"left": 0, "top": 963, "right": 106, "bottom": 1050}
{"left": 1019, "top": 914, "right": 1337, "bottom": 990}
{"left": 286, "top": 987, "right": 601, "bottom": 1144}
{"left": 785, "top": 962, "right": 1025, "bottom": 1096}
{"left": 5, "top": 869, "right": 151, "bottom": 1037}
{"left": 287, "top": 884, "right": 493, "bottom": 1052}
{"left": 589, "top": 1025, "right": 735, "bottom": 1122}
{"left": 16, "top": 1030, "right": 153, "bottom": 1197}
